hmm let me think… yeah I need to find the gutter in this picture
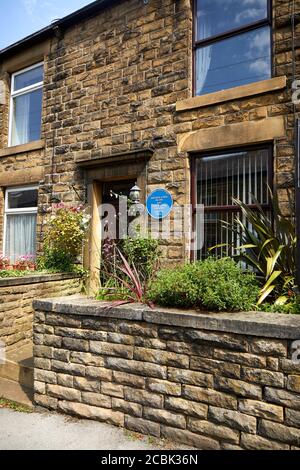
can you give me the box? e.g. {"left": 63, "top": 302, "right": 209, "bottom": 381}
{"left": 0, "top": 0, "right": 121, "bottom": 60}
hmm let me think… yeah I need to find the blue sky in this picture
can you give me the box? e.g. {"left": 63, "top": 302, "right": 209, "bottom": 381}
{"left": 0, "top": 0, "right": 94, "bottom": 50}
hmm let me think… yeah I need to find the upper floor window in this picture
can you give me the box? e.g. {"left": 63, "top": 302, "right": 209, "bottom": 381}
{"left": 194, "top": 0, "right": 272, "bottom": 96}
{"left": 9, "top": 63, "right": 44, "bottom": 147}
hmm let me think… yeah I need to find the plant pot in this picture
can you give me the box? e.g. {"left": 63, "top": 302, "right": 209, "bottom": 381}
{"left": 13, "top": 265, "right": 27, "bottom": 271}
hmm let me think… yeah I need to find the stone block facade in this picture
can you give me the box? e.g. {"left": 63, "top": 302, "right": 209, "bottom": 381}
{"left": 0, "top": 0, "right": 299, "bottom": 269}
{"left": 0, "top": 274, "right": 82, "bottom": 353}
{"left": 33, "top": 297, "right": 300, "bottom": 450}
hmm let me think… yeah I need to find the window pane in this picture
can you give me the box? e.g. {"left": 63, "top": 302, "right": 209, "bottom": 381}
{"left": 196, "top": 0, "right": 268, "bottom": 41}
{"left": 196, "top": 148, "right": 270, "bottom": 259}
{"left": 5, "top": 213, "right": 37, "bottom": 263}
{"left": 197, "top": 149, "right": 269, "bottom": 207}
{"left": 196, "top": 26, "right": 271, "bottom": 95}
{"left": 7, "top": 189, "right": 38, "bottom": 209}
{"left": 14, "top": 65, "right": 43, "bottom": 91}
{"left": 11, "top": 88, "right": 42, "bottom": 145}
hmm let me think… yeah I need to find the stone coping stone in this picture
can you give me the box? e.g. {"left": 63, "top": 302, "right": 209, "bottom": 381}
{"left": 33, "top": 295, "right": 300, "bottom": 339}
{"left": 0, "top": 272, "right": 81, "bottom": 287}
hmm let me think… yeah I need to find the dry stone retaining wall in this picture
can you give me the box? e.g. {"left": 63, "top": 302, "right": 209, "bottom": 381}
{"left": 33, "top": 297, "right": 300, "bottom": 450}
{"left": 0, "top": 274, "right": 82, "bottom": 353}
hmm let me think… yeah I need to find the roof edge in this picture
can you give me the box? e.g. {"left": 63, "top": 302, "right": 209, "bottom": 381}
{"left": 0, "top": 0, "right": 120, "bottom": 60}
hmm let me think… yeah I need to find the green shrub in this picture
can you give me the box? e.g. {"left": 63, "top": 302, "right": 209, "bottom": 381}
{"left": 37, "top": 247, "right": 74, "bottom": 273}
{"left": 120, "top": 235, "right": 160, "bottom": 280}
{"left": 39, "top": 203, "right": 90, "bottom": 273}
{"left": 44, "top": 204, "right": 90, "bottom": 259}
{"left": 148, "top": 258, "right": 259, "bottom": 312}
{"left": 258, "top": 296, "right": 300, "bottom": 314}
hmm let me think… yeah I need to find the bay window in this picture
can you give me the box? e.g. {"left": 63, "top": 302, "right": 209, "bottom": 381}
{"left": 194, "top": 0, "right": 272, "bottom": 95}
{"left": 193, "top": 146, "right": 272, "bottom": 259}
{"left": 9, "top": 63, "right": 44, "bottom": 146}
{"left": 4, "top": 186, "right": 38, "bottom": 263}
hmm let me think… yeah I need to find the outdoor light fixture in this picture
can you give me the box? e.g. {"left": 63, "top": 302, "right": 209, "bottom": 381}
{"left": 129, "top": 183, "right": 141, "bottom": 204}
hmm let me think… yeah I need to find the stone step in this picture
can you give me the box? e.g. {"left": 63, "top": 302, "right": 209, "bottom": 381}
{"left": 0, "top": 343, "right": 33, "bottom": 389}
{"left": 0, "top": 376, "right": 33, "bottom": 408}
{"left": 0, "top": 358, "right": 33, "bottom": 388}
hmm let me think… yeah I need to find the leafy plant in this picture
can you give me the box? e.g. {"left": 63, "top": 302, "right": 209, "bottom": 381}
{"left": 0, "top": 254, "right": 9, "bottom": 269}
{"left": 115, "top": 248, "right": 147, "bottom": 303}
{"left": 97, "top": 248, "right": 152, "bottom": 306}
{"left": 14, "top": 255, "right": 36, "bottom": 270}
{"left": 215, "top": 189, "right": 296, "bottom": 305}
{"left": 120, "top": 234, "right": 160, "bottom": 280}
{"left": 148, "top": 258, "right": 259, "bottom": 311}
{"left": 258, "top": 296, "right": 300, "bottom": 314}
{"left": 37, "top": 247, "right": 74, "bottom": 273}
{"left": 0, "top": 270, "right": 42, "bottom": 278}
{"left": 39, "top": 203, "right": 90, "bottom": 272}
{"left": 44, "top": 203, "right": 90, "bottom": 258}
{"left": 98, "top": 232, "right": 160, "bottom": 304}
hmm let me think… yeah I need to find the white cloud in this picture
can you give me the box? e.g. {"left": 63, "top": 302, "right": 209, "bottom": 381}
{"left": 251, "top": 28, "right": 270, "bottom": 54}
{"left": 249, "top": 58, "right": 270, "bottom": 75}
{"left": 235, "top": 8, "right": 265, "bottom": 24}
{"left": 22, "top": 0, "right": 38, "bottom": 17}
{"left": 21, "top": 0, "right": 71, "bottom": 25}
{"left": 243, "top": 0, "right": 266, "bottom": 6}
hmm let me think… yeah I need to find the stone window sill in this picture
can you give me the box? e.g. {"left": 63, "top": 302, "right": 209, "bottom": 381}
{"left": 0, "top": 139, "right": 44, "bottom": 158}
{"left": 176, "top": 76, "right": 287, "bottom": 112}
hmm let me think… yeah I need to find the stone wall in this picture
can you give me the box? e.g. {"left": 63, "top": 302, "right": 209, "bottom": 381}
{"left": 39, "top": 0, "right": 298, "bottom": 260}
{"left": 0, "top": 274, "right": 82, "bottom": 353}
{"left": 33, "top": 297, "right": 300, "bottom": 450}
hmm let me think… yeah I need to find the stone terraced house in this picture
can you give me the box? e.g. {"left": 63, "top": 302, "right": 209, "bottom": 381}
{"left": 0, "top": 0, "right": 299, "bottom": 292}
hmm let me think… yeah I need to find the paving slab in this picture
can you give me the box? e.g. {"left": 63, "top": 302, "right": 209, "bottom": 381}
{"left": 0, "top": 408, "right": 192, "bottom": 450}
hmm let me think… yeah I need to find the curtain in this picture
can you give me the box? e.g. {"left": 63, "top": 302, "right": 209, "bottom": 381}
{"left": 196, "top": 20, "right": 212, "bottom": 95}
{"left": 11, "top": 93, "right": 30, "bottom": 146}
{"left": 5, "top": 213, "right": 37, "bottom": 263}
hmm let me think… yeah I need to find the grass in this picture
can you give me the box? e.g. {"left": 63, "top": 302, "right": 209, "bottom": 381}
{"left": 0, "top": 397, "right": 33, "bottom": 413}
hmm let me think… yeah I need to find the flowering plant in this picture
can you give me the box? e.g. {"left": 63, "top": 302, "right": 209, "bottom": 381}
{"left": 14, "top": 255, "right": 36, "bottom": 270}
{"left": 0, "top": 254, "right": 9, "bottom": 268}
{"left": 43, "top": 203, "right": 91, "bottom": 262}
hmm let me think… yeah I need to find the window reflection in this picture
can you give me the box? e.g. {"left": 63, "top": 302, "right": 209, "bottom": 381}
{"left": 195, "top": 0, "right": 271, "bottom": 95}
{"left": 196, "top": 27, "right": 271, "bottom": 95}
{"left": 196, "top": 0, "right": 268, "bottom": 40}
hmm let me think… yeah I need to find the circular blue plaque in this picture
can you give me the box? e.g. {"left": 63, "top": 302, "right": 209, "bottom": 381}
{"left": 146, "top": 189, "right": 173, "bottom": 219}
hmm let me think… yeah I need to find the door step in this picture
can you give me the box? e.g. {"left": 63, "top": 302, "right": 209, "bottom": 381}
{"left": 0, "top": 376, "right": 33, "bottom": 408}
{"left": 0, "top": 343, "right": 33, "bottom": 389}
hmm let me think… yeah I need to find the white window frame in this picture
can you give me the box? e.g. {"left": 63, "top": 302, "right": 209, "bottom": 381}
{"left": 8, "top": 62, "right": 44, "bottom": 147}
{"left": 3, "top": 185, "right": 38, "bottom": 258}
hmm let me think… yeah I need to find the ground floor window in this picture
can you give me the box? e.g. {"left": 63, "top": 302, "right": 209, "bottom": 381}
{"left": 4, "top": 186, "right": 38, "bottom": 263}
{"left": 192, "top": 146, "right": 272, "bottom": 259}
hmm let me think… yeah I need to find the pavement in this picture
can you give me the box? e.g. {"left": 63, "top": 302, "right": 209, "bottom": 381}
{"left": 0, "top": 407, "right": 193, "bottom": 450}
{"left": 0, "top": 408, "right": 161, "bottom": 450}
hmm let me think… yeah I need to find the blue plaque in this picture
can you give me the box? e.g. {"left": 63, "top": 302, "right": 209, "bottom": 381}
{"left": 146, "top": 189, "right": 173, "bottom": 219}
